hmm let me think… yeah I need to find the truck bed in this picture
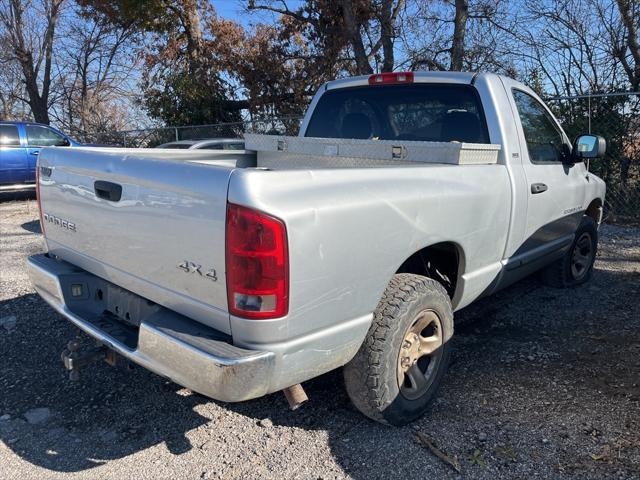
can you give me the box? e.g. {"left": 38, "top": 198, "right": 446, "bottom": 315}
{"left": 37, "top": 139, "right": 505, "bottom": 341}
{"left": 38, "top": 147, "right": 242, "bottom": 334}
{"left": 37, "top": 136, "right": 510, "bottom": 393}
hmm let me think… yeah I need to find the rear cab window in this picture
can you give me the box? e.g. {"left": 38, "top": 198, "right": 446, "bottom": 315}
{"left": 0, "top": 125, "right": 21, "bottom": 147}
{"left": 305, "top": 84, "right": 490, "bottom": 143}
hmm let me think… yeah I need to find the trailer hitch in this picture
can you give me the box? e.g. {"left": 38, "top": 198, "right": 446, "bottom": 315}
{"left": 60, "top": 339, "right": 117, "bottom": 381}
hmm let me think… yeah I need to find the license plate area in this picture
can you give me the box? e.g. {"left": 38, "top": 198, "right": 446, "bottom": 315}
{"left": 103, "top": 284, "right": 159, "bottom": 328}
{"left": 85, "top": 311, "right": 139, "bottom": 350}
{"left": 60, "top": 271, "right": 161, "bottom": 351}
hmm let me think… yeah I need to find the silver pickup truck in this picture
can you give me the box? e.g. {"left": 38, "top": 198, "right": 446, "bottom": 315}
{"left": 28, "top": 71, "right": 606, "bottom": 425}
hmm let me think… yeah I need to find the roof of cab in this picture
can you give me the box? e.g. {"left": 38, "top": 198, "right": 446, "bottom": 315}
{"left": 0, "top": 120, "right": 52, "bottom": 126}
{"left": 325, "top": 71, "right": 479, "bottom": 91}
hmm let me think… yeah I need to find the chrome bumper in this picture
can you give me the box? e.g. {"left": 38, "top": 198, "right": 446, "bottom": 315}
{"left": 27, "top": 254, "right": 274, "bottom": 402}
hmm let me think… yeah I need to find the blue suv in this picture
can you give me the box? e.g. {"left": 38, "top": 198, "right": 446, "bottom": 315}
{"left": 0, "top": 121, "right": 80, "bottom": 188}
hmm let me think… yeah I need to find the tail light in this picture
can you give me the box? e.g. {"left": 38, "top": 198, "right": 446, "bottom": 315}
{"left": 368, "top": 72, "right": 414, "bottom": 85}
{"left": 226, "top": 203, "right": 289, "bottom": 319}
{"left": 35, "top": 164, "right": 45, "bottom": 235}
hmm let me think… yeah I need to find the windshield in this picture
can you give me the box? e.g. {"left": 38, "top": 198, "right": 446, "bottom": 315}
{"left": 305, "top": 84, "right": 490, "bottom": 143}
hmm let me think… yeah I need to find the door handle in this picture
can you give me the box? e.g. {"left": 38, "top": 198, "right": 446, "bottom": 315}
{"left": 531, "top": 183, "right": 548, "bottom": 194}
{"left": 94, "top": 180, "right": 122, "bottom": 202}
{"left": 30, "top": 151, "right": 39, "bottom": 156}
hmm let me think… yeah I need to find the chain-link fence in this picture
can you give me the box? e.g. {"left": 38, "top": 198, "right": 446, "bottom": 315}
{"left": 547, "top": 92, "right": 640, "bottom": 224}
{"left": 89, "top": 92, "right": 639, "bottom": 224}
{"left": 91, "top": 116, "right": 303, "bottom": 148}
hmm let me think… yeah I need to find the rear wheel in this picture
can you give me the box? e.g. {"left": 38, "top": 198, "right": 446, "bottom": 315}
{"left": 541, "top": 216, "right": 598, "bottom": 288}
{"left": 343, "top": 274, "right": 453, "bottom": 426}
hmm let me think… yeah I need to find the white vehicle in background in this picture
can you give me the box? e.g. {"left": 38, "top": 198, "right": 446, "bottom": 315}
{"left": 28, "top": 71, "right": 606, "bottom": 425}
{"left": 156, "top": 138, "right": 245, "bottom": 150}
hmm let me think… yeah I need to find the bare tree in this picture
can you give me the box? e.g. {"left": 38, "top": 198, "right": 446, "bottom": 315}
{"left": 248, "top": 0, "right": 406, "bottom": 75}
{"left": 0, "top": 0, "right": 65, "bottom": 124}
{"left": 53, "top": 13, "right": 138, "bottom": 137}
{"left": 379, "top": 0, "right": 404, "bottom": 71}
{"left": 450, "top": 0, "right": 469, "bottom": 71}
{"left": 340, "top": 0, "right": 373, "bottom": 74}
{"left": 0, "top": 67, "right": 28, "bottom": 120}
{"left": 401, "top": 1, "right": 516, "bottom": 74}
{"left": 516, "top": 0, "right": 636, "bottom": 96}
{"left": 0, "top": 30, "right": 28, "bottom": 119}
{"left": 614, "top": 0, "right": 640, "bottom": 90}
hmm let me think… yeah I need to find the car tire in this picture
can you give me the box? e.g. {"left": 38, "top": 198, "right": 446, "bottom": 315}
{"left": 343, "top": 274, "right": 453, "bottom": 426}
{"left": 540, "top": 215, "right": 598, "bottom": 288}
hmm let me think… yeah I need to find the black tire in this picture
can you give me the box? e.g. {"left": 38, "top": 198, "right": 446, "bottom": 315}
{"left": 343, "top": 274, "right": 453, "bottom": 426}
{"left": 541, "top": 215, "right": 598, "bottom": 288}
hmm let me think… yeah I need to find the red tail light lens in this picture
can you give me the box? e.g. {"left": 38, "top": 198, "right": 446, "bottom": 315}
{"left": 368, "top": 72, "right": 414, "bottom": 85}
{"left": 226, "top": 203, "right": 289, "bottom": 319}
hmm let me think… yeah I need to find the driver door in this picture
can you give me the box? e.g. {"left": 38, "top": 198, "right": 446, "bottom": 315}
{"left": 504, "top": 82, "right": 588, "bottom": 267}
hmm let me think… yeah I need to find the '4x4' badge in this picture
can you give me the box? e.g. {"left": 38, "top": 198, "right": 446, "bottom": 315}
{"left": 177, "top": 261, "right": 218, "bottom": 282}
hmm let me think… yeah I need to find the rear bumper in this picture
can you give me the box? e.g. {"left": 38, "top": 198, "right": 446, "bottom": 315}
{"left": 27, "top": 254, "right": 274, "bottom": 402}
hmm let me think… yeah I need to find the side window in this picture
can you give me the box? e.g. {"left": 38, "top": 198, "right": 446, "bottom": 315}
{"left": 512, "top": 90, "right": 566, "bottom": 163}
{"left": 25, "top": 125, "right": 68, "bottom": 147}
{"left": 200, "top": 144, "right": 224, "bottom": 150}
{"left": 0, "top": 125, "right": 21, "bottom": 147}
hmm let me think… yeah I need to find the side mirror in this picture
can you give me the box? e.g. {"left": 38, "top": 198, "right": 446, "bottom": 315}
{"left": 573, "top": 134, "right": 606, "bottom": 159}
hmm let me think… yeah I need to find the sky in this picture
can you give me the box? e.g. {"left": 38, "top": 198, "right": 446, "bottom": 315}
{"left": 212, "top": 0, "right": 305, "bottom": 27}
{"left": 213, "top": 0, "right": 249, "bottom": 24}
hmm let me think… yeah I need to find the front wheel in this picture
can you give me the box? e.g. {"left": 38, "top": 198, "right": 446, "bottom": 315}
{"left": 343, "top": 274, "right": 453, "bottom": 426}
{"left": 541, "top": 216, "right": 598, "bottom": 288}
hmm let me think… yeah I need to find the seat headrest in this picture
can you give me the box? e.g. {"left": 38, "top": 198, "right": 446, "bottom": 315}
{"left": 441, "top": 111, "right": 483, "bottom": 143}
{"left": 341, "top": 113, "right": 372, "bottom": 139}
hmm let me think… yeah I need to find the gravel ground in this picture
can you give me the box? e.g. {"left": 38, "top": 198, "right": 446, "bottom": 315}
{"left": 1, "top": 195, "right": 639, "bottom": 480}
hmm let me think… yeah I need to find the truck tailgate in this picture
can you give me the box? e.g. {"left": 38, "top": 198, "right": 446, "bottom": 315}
{"left": 37, "top": 148, "right": 234, "bottom": 333}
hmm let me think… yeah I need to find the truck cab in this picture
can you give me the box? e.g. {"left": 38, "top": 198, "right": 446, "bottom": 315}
{"left": 0, "top": 121, "right": 79, "bottom": 188}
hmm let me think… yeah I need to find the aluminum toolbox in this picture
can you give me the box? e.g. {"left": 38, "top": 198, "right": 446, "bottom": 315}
{"left": 244, "top": 134, "right": 501, "bottom": 169}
